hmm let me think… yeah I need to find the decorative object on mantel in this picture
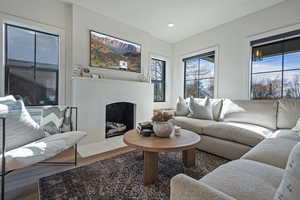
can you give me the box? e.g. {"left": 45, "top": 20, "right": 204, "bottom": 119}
{"left": 152, "top": 111, "right": 174, "bottom": 138}
{"left": 73, "top": 65, "right": 104, "bottom": 79}
{"left": 137, "top": 121, "right": 154, "bottom": 136}
{"left": 80, "top": 66, "right": 91, "bottom": 77}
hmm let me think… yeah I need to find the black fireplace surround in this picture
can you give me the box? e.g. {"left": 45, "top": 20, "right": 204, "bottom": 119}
{"left": 105, "top": 102, "right": 135, "bottom": 138}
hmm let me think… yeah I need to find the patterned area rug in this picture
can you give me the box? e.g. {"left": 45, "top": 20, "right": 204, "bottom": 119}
{"left": 39, "top": 150, "right": 228, "bottom": 200}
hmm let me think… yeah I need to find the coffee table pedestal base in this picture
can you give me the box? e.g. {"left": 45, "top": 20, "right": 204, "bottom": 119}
{"left": 143, "top": 151, "right": 158, "bottom": 185}
{"left": 183, "top": 149, "right": 196, "bottom": 167}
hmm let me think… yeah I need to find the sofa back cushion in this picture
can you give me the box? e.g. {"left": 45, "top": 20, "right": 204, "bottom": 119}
{"left": 273, "top": 141, "right": 300, "bottom": 200}
{"left": 277, "top": 99, "right": 300, "bottom": 129}
{"left": 220, "top": 99, "right": 277, "bottom": 130}
{"left": 0, "top": 100, "right": 45, "bottom": 152}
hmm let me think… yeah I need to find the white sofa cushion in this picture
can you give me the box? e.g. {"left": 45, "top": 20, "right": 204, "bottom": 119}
{"left": 188, "top": 97, "right": 214, "bottom": 120}
{"left": 0, "top": 100, "right": 45, "bottom": 152}
{"left": 200, "top": 159, "right": 284, "bottom": 200}
{"left": 174, "top": 116, "right": 218, "bottom": 134}
{"left": 271, "top": 129, "right": 300, "bottom": 141}
{"left": 203, "top": 122, "right": 273, "bottom": 147}
{"left": 277, "top": 99, "right": 300, "bottom": 129}
{"left": 0, "top": 131, "right": 86, "bottom": 171}
{"left": 273, "top": 142, "right": 300, "bottom": 200}
{"left": 220, "top": 99, "right": 277, "bottom": 130}
{"left": 242, "top": 138, "right": 299, "bottom": 169}
{"left": 175, "top": 97, "right": 190, "bottom": 116}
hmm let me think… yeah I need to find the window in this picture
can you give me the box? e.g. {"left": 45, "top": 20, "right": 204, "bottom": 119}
{"left": 5, "top": 24, "right": 59, "bottom": 106}
{"left": 151, "top": 58, "right": 166, "bottom": 102}
{"left": 251, "top": 36, "right": 300, "bottom": 99}
{"left": 183, "top": 51, "right": 215, "bottom": 98}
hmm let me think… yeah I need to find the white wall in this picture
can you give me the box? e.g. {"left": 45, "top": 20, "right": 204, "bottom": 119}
{"left": 0, "top": 0, "right": 173, "bottom": 109}
{"left": 0, "top": 0, "right": 72, "bottom": 104}
{"left": 172, "top": 0, "right": 300, "bottom": 105}
{"left": 72, "top": 5, "right": 173, "bottom": 109}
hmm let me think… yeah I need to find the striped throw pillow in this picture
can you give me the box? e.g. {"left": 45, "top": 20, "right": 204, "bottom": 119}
{"left": 41, "top": 106, "right": 67, "bottom": 135}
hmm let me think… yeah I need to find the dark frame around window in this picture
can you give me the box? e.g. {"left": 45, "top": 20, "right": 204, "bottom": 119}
{"left": 151, "top": 58, "right": 166, "bottom": 102}
{"left": 183, "top": 51, "right": 215, "bottom": 98}
{"left": 5, "top": 24, "right": 59, "bottom": 106}
{"left": 250, "top": 36, "right": 300, "bottom": 99}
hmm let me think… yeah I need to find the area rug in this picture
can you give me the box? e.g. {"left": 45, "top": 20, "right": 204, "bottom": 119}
{"left": 39, "top": 150, "right": 228, "bottom": 200}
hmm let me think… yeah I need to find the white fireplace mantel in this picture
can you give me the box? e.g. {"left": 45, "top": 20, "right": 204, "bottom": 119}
{"left": 72, "top": 77, "right": 153, "bottom": 157}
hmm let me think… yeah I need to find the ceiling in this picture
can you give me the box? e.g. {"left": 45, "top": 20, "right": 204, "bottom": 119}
{"left": 61, "top": 0, "right": 285, "bottom": 43}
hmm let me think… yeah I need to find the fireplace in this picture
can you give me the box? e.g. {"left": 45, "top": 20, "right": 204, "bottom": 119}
{"left": 105, "top": 102, "right": 135, "bottom": 138}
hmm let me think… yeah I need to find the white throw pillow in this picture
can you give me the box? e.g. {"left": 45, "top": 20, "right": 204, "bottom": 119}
{"left": 0, "top": 100, "right": 45, "bottom": 152}
{"left": 188, "top": 96, "right": 213, "bottom": 120}
{"left": 0, "top": 95, "right": 16, "bottom": 104}
{"left": 175, "top": 97, "right": 189, "bottom": 116}
{"left": 273, "top": 142, "right": 300, "bottom": 200}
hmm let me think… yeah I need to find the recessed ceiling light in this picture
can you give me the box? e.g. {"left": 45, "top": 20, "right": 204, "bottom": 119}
{"left": 168, "top": 23, "right": 174, "bottom": 28}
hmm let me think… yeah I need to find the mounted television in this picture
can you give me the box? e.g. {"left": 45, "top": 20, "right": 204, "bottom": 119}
{"left": 90, "top": 30, "right": 141, "bottom": 73}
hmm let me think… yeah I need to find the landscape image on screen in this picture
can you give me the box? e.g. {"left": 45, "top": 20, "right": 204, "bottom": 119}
{"left": 90, "top": 31, "right": 141, "bottom": 73}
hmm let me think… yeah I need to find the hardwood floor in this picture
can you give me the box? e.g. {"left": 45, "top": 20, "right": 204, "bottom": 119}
{"left": 15, "top": 146, "right": 133, "bottom": 200}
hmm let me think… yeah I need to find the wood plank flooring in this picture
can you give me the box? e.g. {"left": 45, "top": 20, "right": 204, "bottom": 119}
{"left": 14, "top": 146, "right": 133, "bottom": 200}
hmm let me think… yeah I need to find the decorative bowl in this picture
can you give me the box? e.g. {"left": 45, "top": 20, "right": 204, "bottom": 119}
{"left": 153, "top": 121, "right": 174, "bottom": 138}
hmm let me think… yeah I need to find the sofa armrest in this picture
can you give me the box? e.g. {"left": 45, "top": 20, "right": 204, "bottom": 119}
{"left": 170, "top": 174, "right": 236, "bottom": 200}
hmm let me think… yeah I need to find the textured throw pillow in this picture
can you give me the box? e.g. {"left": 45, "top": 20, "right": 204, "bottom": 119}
{"left": 273, "top": 142, "right": 300, "bottom": 200}
{"left": 0, "top": 100, "right": 45, "bottom": 152}
{"left": 188, "top": 96, "right": 213, "bottom": 120}
{"left": 175, "top": 97, "right": 189, "bottom": 116}
{"left": 41, "top": 106, "right": 67, "bottom": 135}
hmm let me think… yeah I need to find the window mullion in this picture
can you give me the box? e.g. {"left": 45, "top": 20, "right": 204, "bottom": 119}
{"left": 34, "top": 31, "right": 37, "bottom": 104}
{"left": 281, "top": 41, "right": 284, "bottom": 98}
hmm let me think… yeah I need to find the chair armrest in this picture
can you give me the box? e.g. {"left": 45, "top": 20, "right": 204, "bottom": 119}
{"left": 170, "top": 174, "right": 236, "bottom": 200}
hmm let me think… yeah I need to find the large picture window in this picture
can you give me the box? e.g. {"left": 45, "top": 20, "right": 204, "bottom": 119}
{"left": 5, "top": 24, "right": 59, "bottom": 106}
{"left": 251, "top": 36, "right": 300, "bottom": 99}
{"left": 151, "top": 58, "right": 166, "bottom": 102}
{"left": 183, "top": 51, "right": 215, "bottom": 98}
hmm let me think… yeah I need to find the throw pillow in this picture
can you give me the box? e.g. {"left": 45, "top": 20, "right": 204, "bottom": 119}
{"left": 0, "top": 95, "right": 16, "bottom": 104}
{"left": 175, "top": 97, "right": 189, "bottom": 116}
{"left": 0, "top": 100, "right": 45, "bottom": 152}
{"left": 41, "top": 106, "right": 67, "bottom": 135}
{"left": 292, "top": 118, "right": 300, "bottom": 132}
{"left": 273, "top": 142, "right": 300, "bottom": 200}
{"left": 188, "top": 96, "right": 213, "bottom": 120}
{"left": 61, "top": 107, "right": 73, "bottom": 132}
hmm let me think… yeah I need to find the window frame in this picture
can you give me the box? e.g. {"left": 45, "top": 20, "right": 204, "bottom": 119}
{"left": 4, "top": 23, "right": 60, "bottom": 106}
{"left": 250, "top": 36, "right": 300, "bottom": 99}
{"left": 183, "top": 51, "right": 215, "bottom": 99}
{"left": 151, "top": 58, "right": 166, "bottom": 102}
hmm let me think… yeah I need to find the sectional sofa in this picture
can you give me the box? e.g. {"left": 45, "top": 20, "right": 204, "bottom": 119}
{"left": 171, "top": 98, "right": 300, "bottom": 200}
{"left": 174, "top": 98, "right": 300, "bottom": 160}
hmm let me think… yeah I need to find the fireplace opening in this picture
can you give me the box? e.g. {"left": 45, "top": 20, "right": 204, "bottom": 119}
{"left": 105, "top": 102, "right": 135, "bottom": 138}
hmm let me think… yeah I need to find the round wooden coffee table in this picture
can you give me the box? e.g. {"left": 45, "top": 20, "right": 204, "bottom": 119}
{"left": 123, "top": 129, "right": 201, "bottom": 185}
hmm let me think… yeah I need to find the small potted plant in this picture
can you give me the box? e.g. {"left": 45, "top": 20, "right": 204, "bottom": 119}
{"left": 152, "top": 111, "right": 174, "bottom": 138}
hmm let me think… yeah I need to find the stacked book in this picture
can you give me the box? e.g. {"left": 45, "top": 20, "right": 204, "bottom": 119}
{"left": 137, "top": 121, "right": 154, "bottom": 136}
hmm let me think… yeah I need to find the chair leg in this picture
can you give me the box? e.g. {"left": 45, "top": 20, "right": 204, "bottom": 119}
{"left": 1, "top": 174, "right": 4, "bottom": 200}
{"left": 74, "top": 144, "right": 77, "bottom": 166}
